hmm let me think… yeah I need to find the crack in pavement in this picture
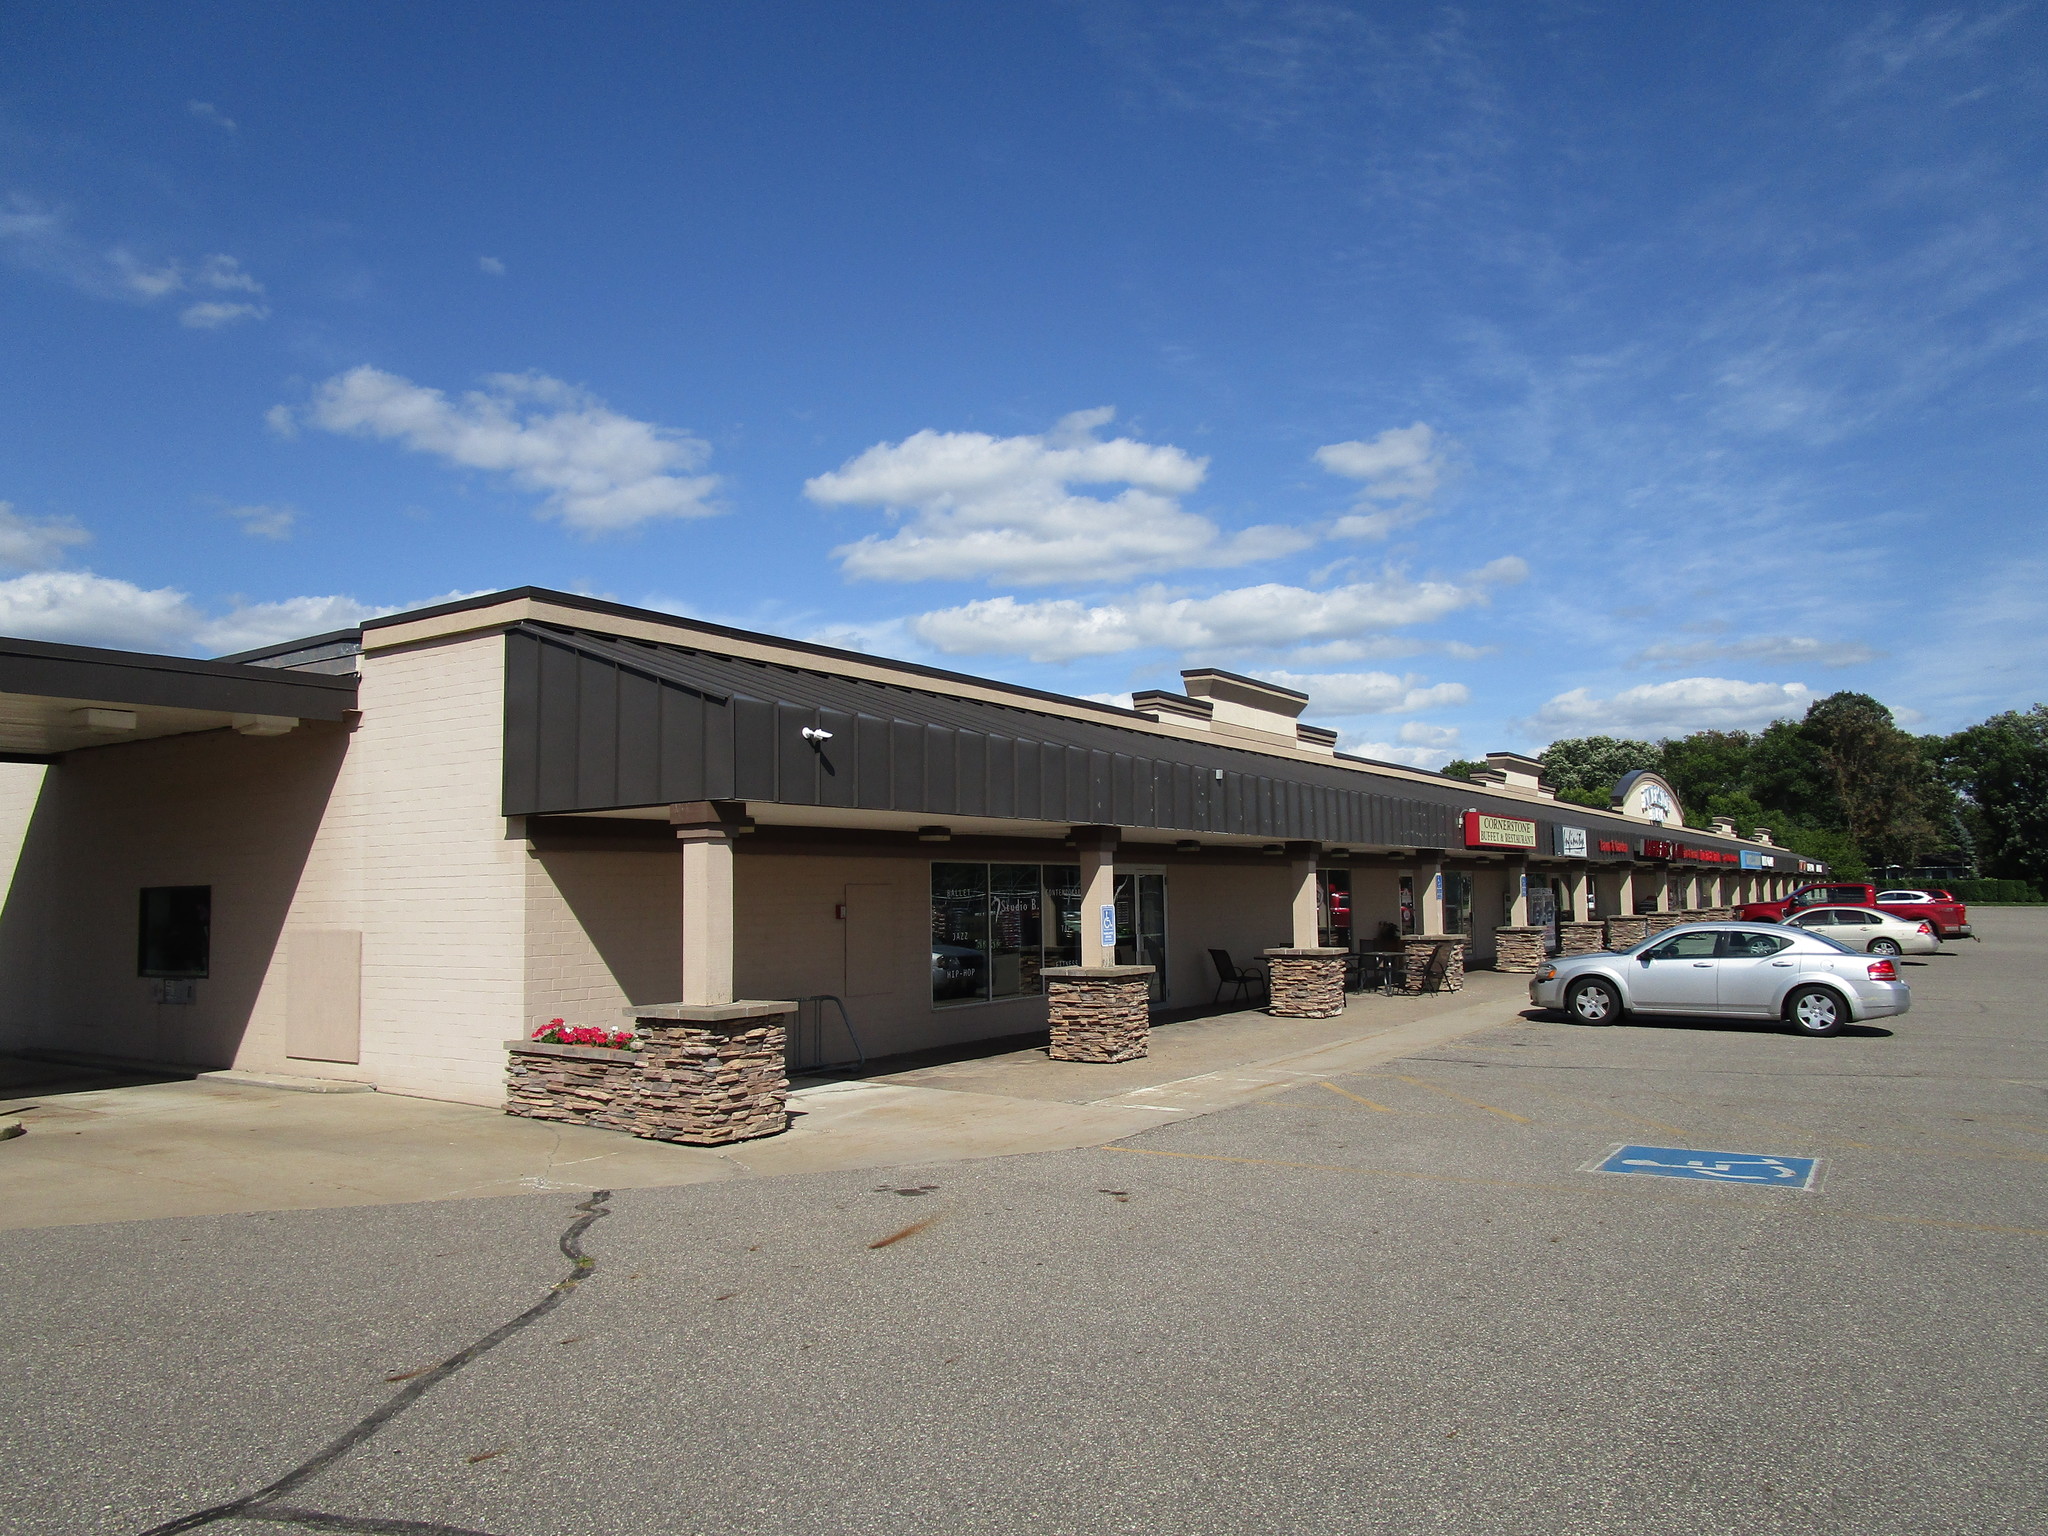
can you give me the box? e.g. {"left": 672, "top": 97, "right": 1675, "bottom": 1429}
{"left": 137, "top": 1190, "right": 613, "bottom": 1536}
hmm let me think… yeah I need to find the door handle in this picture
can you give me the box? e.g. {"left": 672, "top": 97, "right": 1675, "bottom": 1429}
{"left": 1771, "top": 961, "right": 1792, "bottom": 967}
{"left": 1692, "top": 962, "right": 1712, "bottom": 967}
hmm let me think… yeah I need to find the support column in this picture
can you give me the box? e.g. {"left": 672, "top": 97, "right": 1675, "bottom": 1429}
{"left": 1414, "top": 857, "right": 1446, "bottom": 936}
{"left": 1073, "top": 825, "right": 1119, "bottom": 968}
{"left": 1266, "top": 840, "right": 1346, "bottom": 1017}
{"left": 672, "top": 802, "right": 743, "bottom": 1006}
{"left": 1287, "top": 841, "right": 1322, "bottom": 948}
{"left": 1558, "top": 865, "right": 1602, "bottom": 956}
{"left": 1645, "top": 867, "right": 1683, "bottom": 935}
{"left": 1603, "top": 863, "right": 1649, "bottom": 951}
{"left": 1494, "top": 855, "right": 1544, "bottom": 972}
{"left": 1044, "top": 826, "right": 1152, "bottom": 1060}
{"left": 517, "top": 801, "right": 796, "bottom": 1146}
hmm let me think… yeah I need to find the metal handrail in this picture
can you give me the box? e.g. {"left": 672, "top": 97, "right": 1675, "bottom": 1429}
{"left": 790, "top": 994, "right": 867, "bottom": 1074}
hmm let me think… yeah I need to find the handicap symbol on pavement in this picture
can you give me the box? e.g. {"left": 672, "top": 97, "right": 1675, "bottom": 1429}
{"left": 1592, "top": 1144, "right": 1820, "bottom": 1190}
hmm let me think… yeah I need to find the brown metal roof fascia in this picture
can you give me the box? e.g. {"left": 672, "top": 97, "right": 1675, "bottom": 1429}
{"left": 499, "top": 623, "right": 1758, "bottom": 863}
{"left": 0, "top": 635, "right": 358, "bottom": 720}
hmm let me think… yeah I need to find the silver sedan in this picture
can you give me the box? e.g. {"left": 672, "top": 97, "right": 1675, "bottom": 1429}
{"left": 1528, "top": 923, "right": 1911, "bottom": 1037}
{"left": 1782, "top": 904, "right": 1940, "bottom": 955}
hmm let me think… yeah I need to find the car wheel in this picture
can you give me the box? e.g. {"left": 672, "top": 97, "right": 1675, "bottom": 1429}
{"left": 1785, "top": 985, "right": 1844, "bottom": 1037}
{"left": 1566, "top": 978, "right": 1621, "bottom": 1025}
{"left": 1868, "top": 937, "right": 1902, "bottom": 956}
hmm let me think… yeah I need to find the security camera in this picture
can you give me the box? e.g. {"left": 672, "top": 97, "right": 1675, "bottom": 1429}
{"left": 801, "top": 726, "right": 834, "bottom": 743}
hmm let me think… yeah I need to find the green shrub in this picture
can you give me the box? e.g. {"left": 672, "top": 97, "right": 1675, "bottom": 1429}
{"left": 1923, "top": 878, "right": 2044, "bottom": 903}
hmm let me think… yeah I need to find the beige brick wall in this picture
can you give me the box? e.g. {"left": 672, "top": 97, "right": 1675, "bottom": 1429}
{"left": 1150, "top": 863, "right": 1293, "bottom": 1002}
{"left": 350, "top": 635, "right": 526, "bottom": 1103}
{"left": 524, "top": 848, "right": 680, "bottom": 1033}
{"left": 0, "top": 632, "right": 526, "bottom": 1105}
{"left": 0, "top": 723, "right": 349, "bottom": 1070}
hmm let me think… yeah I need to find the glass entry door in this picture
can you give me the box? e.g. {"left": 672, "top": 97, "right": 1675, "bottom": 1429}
{"left": 1114, "top": 872, "right": 1168, "bottom": 1003}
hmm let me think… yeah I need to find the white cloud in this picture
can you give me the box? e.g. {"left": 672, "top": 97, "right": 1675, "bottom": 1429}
{"left": 223, "top": 503, "right": 296, "bottom": 541}
{"left": 1082, "top": 691, "right": 1137, "bottom": 710}
{"left": 283, "top": 366, "right": 720, "bottom": 534}
{"left": 1525, "top": 677, "right": 1817, "bottom": 740}
{"left": 808, "top": 408, "right": 1311, "bottom": 584}
{"left": 479, "top": 256, "right": 506, "bottom": 275}
{"left": 911, "top": 560, "right": 1523, "bottom": 663}
{"left": 0, "top": 503, "right": 91, "bottom": 570}
{"left": 1252, "top": 668, "right": 1470, "bottom": 716}
{"left": 1397, "top": 721, "right": 1462, "bottom": 749}
{"left": 0, "top": 570, "right": 473, "bottom": 656}
{"left": 0, "top": 572, "right": 204, "bottom": 650}
{"left": 187, "top": 100, "right": 237, "bottom": 132}
{"left": 194, "top": 596, "right": 390, "bottom": 654}
{"left": 1315, "top": 423, "right": 1446, "bottom": 540}
{"left": 1635, "top": 634, "right": 1881, "bottom": 669}
{"left": 0, "top": 199, "right": 267, "bottom": 324}
{"left": 1337, "top": 733, "right": 1458, "bottom": 770}
{"left": 180, "top": 300, "right": 266, "bottom": 328}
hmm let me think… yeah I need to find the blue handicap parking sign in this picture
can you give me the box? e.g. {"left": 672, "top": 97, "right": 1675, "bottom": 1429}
{"left": 1594, "top": 1144, "right": 1820, "bottom": 1189}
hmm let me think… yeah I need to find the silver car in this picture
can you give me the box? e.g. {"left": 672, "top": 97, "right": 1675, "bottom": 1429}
{"left": 1528, "top": 922, "right": 1911, "bottom": 1037}
{"left": 1782, "top": 904, "right": 1939, "bottom": 955}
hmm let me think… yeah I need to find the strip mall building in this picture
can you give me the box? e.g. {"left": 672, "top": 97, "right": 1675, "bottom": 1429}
{"left": 0, "top": 588, "right": 1815, "bottom": 1109}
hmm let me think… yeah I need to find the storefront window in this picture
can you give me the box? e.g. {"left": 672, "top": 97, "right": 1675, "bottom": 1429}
{"left": 932, "top": 863, "right": 1081, "bottom": 1007}
{"left": 1441, "top": 872, "right": 1474, "bottom": 936}
{"left": 1316, "top": 869, "right": 1351, "bottom": 948}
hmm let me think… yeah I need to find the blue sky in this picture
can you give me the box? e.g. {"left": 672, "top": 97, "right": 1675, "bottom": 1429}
{"left": 2, "top": 2, "right": 2043, "bottom": 765}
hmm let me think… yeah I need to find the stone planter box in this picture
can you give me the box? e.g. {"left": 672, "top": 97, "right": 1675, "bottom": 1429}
{"left": 1603, "top": 916, "right": 1650, "bottom": 950}
{"left": 1492, "top": 926, "right": 1548, "bottom": 973}
{"left": 1042, "top": 966, "right": 1153, "bottom": 1061}
{"left": 1644, "top": 913, "right": 1685, "bottom": 936}
{"left": 505, "top": 1040, "right": 644, "bottom": 1135}
{"left": 1263, "top": 948, "right": 1348, "bottom": 1018}
{"left": 1558, "top": 921, "right": 1605, "bottom": 956}
{"left": 505, "top": 1001, "right": 794, "bottom": 1145}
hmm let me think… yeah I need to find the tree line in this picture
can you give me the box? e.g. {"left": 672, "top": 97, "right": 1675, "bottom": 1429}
{"left": 1441, "top": 694, "right": 2048, "bottom": 888}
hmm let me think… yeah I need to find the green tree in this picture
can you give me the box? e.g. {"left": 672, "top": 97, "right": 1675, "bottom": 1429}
{"left": 1745, "top": 719, "right": 1839, "bottom": 830}
{"left": 1801, "top": 692, "right": 1947, "bottom": 869}
{"left": 1439, "top": 759, "right": 1483, "bottom": 782}
{"left": 1939, "top": 704, "right": 2048, "bottom": 886}
{"left": 1658, "top": 731, "right": 1756, "bottom": 826}
{"left": 1536, "top": 736, "right": 1659, "bottom": 799}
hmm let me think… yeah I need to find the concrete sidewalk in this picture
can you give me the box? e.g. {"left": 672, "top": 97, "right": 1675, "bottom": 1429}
{"left": 0, "top": 973, "right": 1528, "bottom": 1230}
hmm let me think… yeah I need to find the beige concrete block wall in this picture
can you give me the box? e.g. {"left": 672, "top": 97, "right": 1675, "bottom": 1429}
{"left": 0, "top": 724, "right": 348, "bottom": 1069}
{"left": 1155, "top": 862, "right": 1293, "bottom": 1002}
{"left": 348, "top": 635, "right": 527, "bottom": 1104}
{"left": 1350, "top": 867, "right": 1406, "bottom": 940}
{"left": 524, "top": 848, "right": 681, "bottom": 1032}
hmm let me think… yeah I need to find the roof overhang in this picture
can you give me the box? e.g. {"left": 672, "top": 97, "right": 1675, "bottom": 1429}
{"left": 0, "top": 636, "right": 358, "bottom": 758}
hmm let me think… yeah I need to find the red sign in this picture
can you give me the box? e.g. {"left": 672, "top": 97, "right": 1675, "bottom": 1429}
{"left": 1597, "top": 839, "right": 1632, "bottom": 854}
{"left": 1677, "top": 845, "right": 1739, "bottom": 864}
{"left": 1464, "top": 811, "right": 1537, "bottom": 849}
{"left": 1641, "top": 839, "right": 1674, "bottom": 860}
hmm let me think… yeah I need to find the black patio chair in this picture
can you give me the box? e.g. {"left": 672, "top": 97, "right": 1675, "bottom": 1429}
{"left": 1415, "top": 942, "right": 1453, "bottom": 994}
{"left": 1210, "top": 948, "right": 1266, "bottom": 1005}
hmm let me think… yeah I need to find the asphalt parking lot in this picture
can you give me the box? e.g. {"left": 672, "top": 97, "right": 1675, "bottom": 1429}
{"left": 4, "top": 911, "right": 2043, "bottom": 1536}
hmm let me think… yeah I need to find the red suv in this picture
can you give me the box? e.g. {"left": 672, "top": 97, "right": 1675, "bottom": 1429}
{"left": 1736, "top": 883, "right": 1972, "bottom": 941}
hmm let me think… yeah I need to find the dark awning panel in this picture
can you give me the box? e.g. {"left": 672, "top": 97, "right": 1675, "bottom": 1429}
{"left": 503, "top": 624, "right": 1753, "bottom": 861}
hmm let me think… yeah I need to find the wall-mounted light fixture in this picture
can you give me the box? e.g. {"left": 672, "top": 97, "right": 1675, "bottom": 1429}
{"left": 917, "top": 825, "right": 951, "bottom": 842}
{"left": 1174, "top": 840, "right": 1201, "bottom": 854}
{"left": 1260, "top": 843, "right": 1284, "bottom": 855}
{"left": 801, "top": 726, "right": 833, "bottom": 743}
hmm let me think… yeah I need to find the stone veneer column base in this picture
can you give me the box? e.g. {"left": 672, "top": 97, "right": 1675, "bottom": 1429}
{"left": 1042, "top": 966, "right": 1154, "bottom": 1062}
{"left": 1603, "top": 916, "right": 1650, "bottom": 950}
{"left": 1492, "top": 926, "right": 1548, "bottom": 973}
{"left": 1557, "top": 921, "right": 1606, "bottom": 956}
{"left": 1643, "top": 913, "right": 1685, "bottom": 936}
{"left": 505, "top": 999, "right": 795, "bottom": 1146}
{"left": 1400, "top": 935, "right": 1468, "bottom": 993}
{"left": 1263, "top": 948, "right": 1349, "bottom": 1017}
